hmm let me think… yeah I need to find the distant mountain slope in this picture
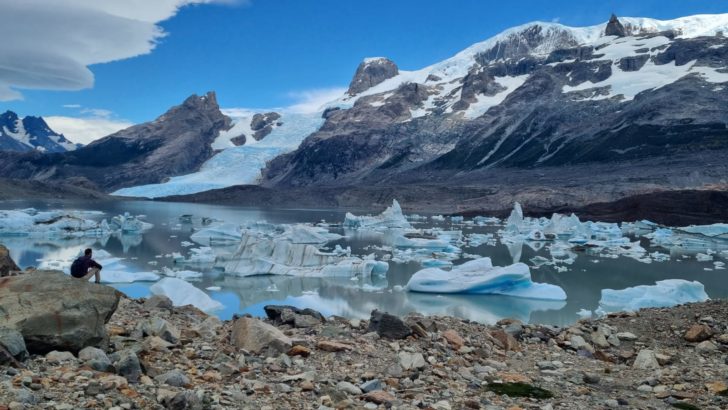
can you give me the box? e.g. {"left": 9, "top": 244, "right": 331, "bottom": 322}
{"left": 0, "top": 111, "right": 78, "bottom": 153}
{"left": 0, "top": 92, "right": 231, "bottom": 191}
{"left": 262, "top": 14, "right": 728, "bottom": 187}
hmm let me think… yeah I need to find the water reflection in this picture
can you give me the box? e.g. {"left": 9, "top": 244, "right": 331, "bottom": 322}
{"left": 1, "top": 199, "right": 727, "bottom": 326}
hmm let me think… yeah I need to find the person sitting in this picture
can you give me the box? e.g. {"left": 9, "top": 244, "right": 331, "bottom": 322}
{"left": 70, "top": 248, "right": 103, "bottom": 284}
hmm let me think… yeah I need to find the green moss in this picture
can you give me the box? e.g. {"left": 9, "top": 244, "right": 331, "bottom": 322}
{"left": 485, "top": 382, "right": 554, "bottom": 399}
{"left": 671, "top": 403, "right": 702, "bottom": 410}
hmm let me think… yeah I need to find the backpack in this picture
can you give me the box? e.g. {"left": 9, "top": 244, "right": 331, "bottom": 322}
{"left": 70, "top": 257, "right": 85, "bottom": 278}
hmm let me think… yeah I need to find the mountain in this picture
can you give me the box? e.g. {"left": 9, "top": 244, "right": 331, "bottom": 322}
{"left": 0, "top": 111, "right": 78, "bottom": 153}
{"left": 260, "top": 14, "right": 728, "bottom": 189}
{"left": 0, "top": 92, "right": 231, "bottom": 192}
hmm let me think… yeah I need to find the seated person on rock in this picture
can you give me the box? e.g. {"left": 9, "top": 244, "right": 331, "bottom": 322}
{"left": 70, "top": 248, "right": 103, "bottom": 284}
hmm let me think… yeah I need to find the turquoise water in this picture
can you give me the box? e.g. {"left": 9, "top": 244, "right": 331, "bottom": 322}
{"left": 1, "top": 199, "right": 725, "bottom": 326}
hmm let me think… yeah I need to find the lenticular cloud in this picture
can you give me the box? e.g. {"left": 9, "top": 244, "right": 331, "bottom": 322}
{"left": 0, "top": 0, "right": 230, "bottom": 101}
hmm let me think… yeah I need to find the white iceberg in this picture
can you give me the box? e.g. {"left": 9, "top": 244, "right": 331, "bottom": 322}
{"left": 173, "top": 247, "right": 216, "bottom": 265}
{"left": 190, "top": 223, "right": 244, "bottom": 245}
{"left": 344, "top": 199, "right": 412, "bottom": 230}
{"left": 161, "top": 267, "right": 204, "bottom": 280}
{"left": 285, "top": 224, "right": 343, "bottom": 244}
{"left": 597, "top": 279, "right": 709, "bottom": 314}
{"left": 108, "top": 212, "right": 153, "bottom": 233}
{"left": 223, "top": 232, "right": 388, "bottom": 277}
{"left": 150, "top": 277, "right": 223, "bottom": 312}
{"left": 0, "top": 209, "right": 107, "bottom": 238}
{"left": 680, "top": 223, "right": 728, "bottom": 238}
{"left": 406, "top": 257, "right": 566, "bottom": 300}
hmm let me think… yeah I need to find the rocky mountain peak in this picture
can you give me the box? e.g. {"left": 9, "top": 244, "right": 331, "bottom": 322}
{"left": 347, "top": 57, "right": 399, "bottom": 96}
{"left": 605, "top": 14, "right": 627, "bottom": 37}
{"left": 0, "top": 110, "right": 76, "bottom": 153}
{"left": 156, "top": 91, "right": 229, "bottom": 129}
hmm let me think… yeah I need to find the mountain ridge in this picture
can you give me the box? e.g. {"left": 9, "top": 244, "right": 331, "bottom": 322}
{"left": 0, "top": 110, "right": 78, "bottom": 153}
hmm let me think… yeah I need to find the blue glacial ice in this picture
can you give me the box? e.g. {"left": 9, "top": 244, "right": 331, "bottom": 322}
{"left": 406, "top": 257, "right": 567, "bottom": 300}
{"left": 596, "top": 279, "right": 709, "bottom": 314}
{"left": 112, "top": 112, "right": 324, "bottom": 198}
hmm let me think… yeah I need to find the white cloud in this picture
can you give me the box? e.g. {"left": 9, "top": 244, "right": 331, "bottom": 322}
{"left": 45, "top": 116, "right": 133, "bottom": 145}
{"left": 284, "top": 87, "right": 347, "bottom": 114}
{"left": 0, "top": 0, "right": 239, "bottom": 101}
{"left": 62, "top": 104, "right": 82, "bottom": 108}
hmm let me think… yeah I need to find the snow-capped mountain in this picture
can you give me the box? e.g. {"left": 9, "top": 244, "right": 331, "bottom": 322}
{"left": 0, "top": 111, "right": 78, "bottom": 153}
{"left": 0, "top": 92, "right": 231, "bottom": 192}
{"left": 3, "top": 13, "right": 728, "bottom": 203}
{"left": 261, "top": 13, "right": 728, "bottom": 187}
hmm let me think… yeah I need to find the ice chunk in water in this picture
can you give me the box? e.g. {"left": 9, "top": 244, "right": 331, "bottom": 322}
{"left": 344, "top": 199, "right": 412, "bottom": 230}
{"left": 597, "top": 279, "right": 709, "bottom": 313}
{"left": 680, "top": 223, "right": 728, "bottom": 238}
{"left": 406, "top": 257, "right": 566, "bottom": 300}
{"left": 150, "top": 277, "right": 223, "bottom": 312}
{"left": 190, "top": 223, "right": 243, "bottom": 245}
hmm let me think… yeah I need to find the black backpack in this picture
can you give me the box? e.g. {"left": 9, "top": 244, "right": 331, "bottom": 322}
{"left": 70, "top": 257, "right": 85, "bottom": 278}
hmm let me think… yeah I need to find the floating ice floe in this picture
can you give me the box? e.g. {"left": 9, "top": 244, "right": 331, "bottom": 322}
{"left": 162, "top": 267, "right": 203, "bottom": 280}
{"left": 150, "top": 277, "right": 223, "bottom": 312}
{"left": 344, "top": 199, "right": 412, "bottom": 230}
{"left": 108, "top": 212, "right": 153, "bottom": 233}
{"left": 284, "top": 224, "right": 343, "bottom": 244}
{"left": 0, "top": 208, "right": 152, "bottom": 240}
{"left": 223, "top": 231, "right": 388, "bottom": 277}
{"left": 595, "top": 279, "right": 709, "bottom": 314}
{"left": 37, "top": 249, "right": 159, "bottom": 284}
{"left": 173, "top": 247, "right": 216, "bottom": 265}
{"left": 190, "top": 223, "right": 244, "bottom": 245}
{"left": 406, "top": 257, "right": 567, "bottom": 300}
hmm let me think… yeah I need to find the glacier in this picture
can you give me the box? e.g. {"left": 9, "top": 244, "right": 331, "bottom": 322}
{"left": 406, "top": 257, "right": 567, "bottom": 300}
{"left": 150, "top": 277, "right": 223, "bottom": 312}
{"left": 596, "top": 279, "right": 709, "bottom": 314}
{"left": 112, "top": 112, "right": 324, "bottom": 198}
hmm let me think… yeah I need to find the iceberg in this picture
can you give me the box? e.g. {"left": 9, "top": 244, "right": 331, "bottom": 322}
{"left": 285, "top": 224, "right": 343, "bottom": 244}
{"left": 0, "top": 209, "right": 106, "bottom": 238}
{"left": 150, "top": 277, "right": 223, "bottom": 312}
{"left": 344, "top": 199, "right": 412, "bottom": 230}
{"left": 190, "top": 223, "right": 244, "bottom": 245}
{"left": 108, "top": 212, "right": 153, "bottom": 233}
{"left": 406, "top": 257, "right": 566, "bottom": 300}
{"left": 597, "top": 279, "right": 709, "bottom": 314}
{"left": 680, "top": 223, "right": 728, "bottom": 238}
{"left": 223, "top": 231, "right": 388, "bottom": 277}
{"left": 173, "top": 247, "right": 216, "bottom": 265}
{"left": 161, "top": 267, "right": 204, "bottom": 280}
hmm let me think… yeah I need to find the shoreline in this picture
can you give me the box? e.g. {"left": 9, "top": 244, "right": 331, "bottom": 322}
{"left": 2, "top": 282, "right": 727, "bottom": 409}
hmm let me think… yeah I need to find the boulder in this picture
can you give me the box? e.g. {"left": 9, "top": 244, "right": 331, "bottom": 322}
{"left": 139, "top": 317, "right": 180, "bottom": 344}
{"left": 0, "top": 270, "right": 121, "bottom": 353}
{"left": 367, "top": 310, "right": 411, "bottom": 340}
{"left": 230, "top": 317, "right": 292, "bottom": 355}
{"left": 263, "top": 305, "right": 325, "bottom": 324}
{"left": 114, "top": 349, "right": 143, "bottom": 383}
{"left": 0, "top": 244, "right": 20, "bottom": 276}
{"left": 0, "top": 327, "right": 28, "bottom": 364}
{"left": 632, "top": 349, "right": 660, "bottom": 370}
{"left": 684, "top": 324, "right": 713, "bottom": 343}
{"left": 143, "top": 295, "right": 174, "bottom": 310}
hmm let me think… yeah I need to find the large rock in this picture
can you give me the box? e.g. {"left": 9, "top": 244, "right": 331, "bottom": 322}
{"left": 230, "top": 317, "right": 292, "bottom": 355}
{"left": 347, "top": 57, "right": 399, "bottom": 95}
{"left": 0, "top": 270, "right": 121, "bottom": 353}
{"left": 0, "top": 244, "right": 20, "bottom": 276}
{"left": 0, "top": 327, "right": 28, "bottom": 364}
{"left": 367, "top": 310, "right": 412, "bottom": 340}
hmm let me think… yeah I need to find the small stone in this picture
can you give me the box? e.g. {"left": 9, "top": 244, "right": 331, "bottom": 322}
{"left": 45, "top": 350, "right": 75, "bottom": 363}
{"left": 143, "top": 294, "right": 173, "bottom": 310}
{"left": 632, "top": 349, "right": 660, "bottom": 370}
{"left": 695, "top": 340, "right": 718, "bottom": 353}
{"left": 362, "top": 390, "right": 395, "bottom": 405}
{"left": 655, "top": 353, "right": 672, "bottom": 366}
{"left": 114, "top": 350, "right": 142, "bottom": 384}
{"left": 706, "top": 380, "right": 728, "bottom": 394}
{"left": 300, "top": 380, "right": 315, "bottom": 391}
{"left": 336, "top": 381, "right": 362, "bottom": 395}
{"left": 442, "top": 330, "right": 465, "bottom": 350}
{"left": 398, "top": 351, "right": 426, "bottom": 370}
{"left": 359, "top": 379, "right": 382, "bottom": 393}
{"left": 583, "top": 373, "right": 600, "bottom": 384}
{"left": 167, "top": 390, "right": 202, "bottom": 410}
{"left": 684, "top": 324, "right": 713, "bottom": 343}
{"left": 604, "top": 399, "right": 619, "bottom": 408}
{"left": 616, "top": 332, "right": 638, "bottom": 341}
{"left": 637, "top": 384, "right": 653, "bottom": 392}
{"left": 287, "top": 345, "right": 312, "bottom": 357}
{"left": 569, "top": 335, "right": 589, "bottom": 350}
{"left": 316, "top": 340, "right": 353, "bottom": 352}
{"left": 155, "top": 370, "right": 190, "bottom": 387}
{"left": 432, "top": 400, "right": 451, "bottom": 410}
{"left": 143, "top": 335, "right": 173, "bottom": 351}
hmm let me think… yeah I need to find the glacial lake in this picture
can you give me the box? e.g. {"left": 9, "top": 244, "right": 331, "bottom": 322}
{"left": 1, "top": 199, "right": 726, "bottom": 327}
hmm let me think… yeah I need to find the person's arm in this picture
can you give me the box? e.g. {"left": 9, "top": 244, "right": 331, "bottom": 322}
{"left": 91, "top": 259, "right": 103, "bottom": 270}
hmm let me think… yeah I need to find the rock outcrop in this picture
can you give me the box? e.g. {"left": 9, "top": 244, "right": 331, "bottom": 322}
{"left": 347, "top": 57, "right": 399, "bottom": 95}
{"left": 0, "top": 92, "right": 231, "bottom": 192}
{"left": 0, "top": 244, "right": 20, "bottom": 276}
{"left": 0, "top": 270, "right": 121, "bottom": 353}
{"left": 250, "top": 112, "right": 281, "bottom": 141}
{"left": 605, "top": 14, "right": 627, "bottom": 37}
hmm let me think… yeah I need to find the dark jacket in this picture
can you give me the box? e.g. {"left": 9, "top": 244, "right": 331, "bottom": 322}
{"left": 70, "top": 255, "right": 103, "bottom": 278}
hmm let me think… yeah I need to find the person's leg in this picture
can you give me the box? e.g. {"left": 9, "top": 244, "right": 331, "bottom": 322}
{"left": 81, "top": 267, "right": 101, "bottom": 283}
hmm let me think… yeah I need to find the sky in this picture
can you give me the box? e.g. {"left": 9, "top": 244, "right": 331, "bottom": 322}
{"left": 1, "top": 0, "right": 728, "bottom": 144}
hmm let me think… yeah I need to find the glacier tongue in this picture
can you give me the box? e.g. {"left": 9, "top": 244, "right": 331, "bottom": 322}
{"left": 112, "top": 112, "right": 324, "bottom": 198}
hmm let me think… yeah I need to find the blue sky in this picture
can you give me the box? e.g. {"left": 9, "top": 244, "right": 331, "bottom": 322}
{"left": 1, "top": 0, "right": 727, "bottom": 143}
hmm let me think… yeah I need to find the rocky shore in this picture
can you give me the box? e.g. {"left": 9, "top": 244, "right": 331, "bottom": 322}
{"left": 2, "top": 267, "right": 728, "bottom": 409}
